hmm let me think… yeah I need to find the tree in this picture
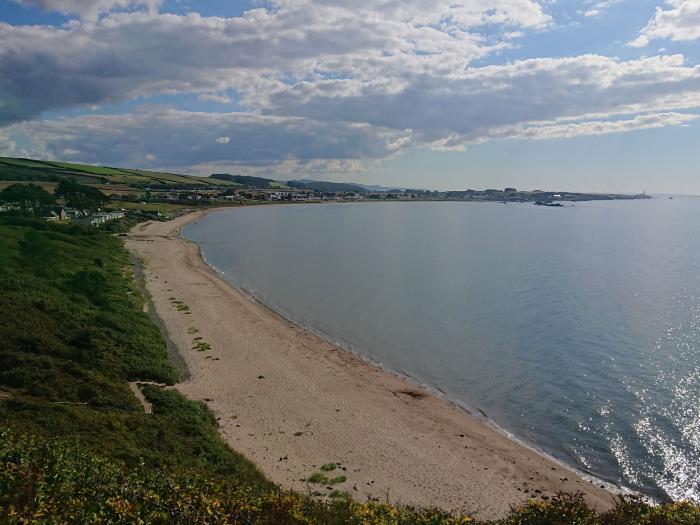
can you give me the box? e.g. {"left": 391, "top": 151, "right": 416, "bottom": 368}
{"left": 55, "top": 180, "right": 108, "bottom": 210}
{"left": 0, "top": 183, "right": 55, "bottom": 213}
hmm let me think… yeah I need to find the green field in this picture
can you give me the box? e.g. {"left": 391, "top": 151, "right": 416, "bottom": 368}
{"left": 0, "top": 157, "right": 239, "bottom": 190}
{"left": 106, "top": 201, "right": 193, "bottom": 213}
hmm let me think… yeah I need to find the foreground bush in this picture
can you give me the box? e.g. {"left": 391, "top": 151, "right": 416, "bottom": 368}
{"left": 2, "top": 431, "right": 700, "bottom": 525}
{"left": 0, "top": 431, "right": 474, "bottom": 525}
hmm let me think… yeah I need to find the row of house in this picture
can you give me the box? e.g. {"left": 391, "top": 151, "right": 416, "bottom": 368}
{"left": 74, "top": 210, "right": 125, "bottom": 226}
{"left": 43, "top": 207, "right": 125, "bottom": 226}
{"left": 145, "top": 188, "right": 361, "bottom": 203}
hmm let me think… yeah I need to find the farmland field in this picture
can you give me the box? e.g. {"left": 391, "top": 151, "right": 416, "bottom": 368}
{"left": 0, "top": 157, "right": 237, "bottom": 189}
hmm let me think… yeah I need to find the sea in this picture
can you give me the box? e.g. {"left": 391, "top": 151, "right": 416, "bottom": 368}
{"left": 182, "top": 198, "right": 700, "bottom": 502}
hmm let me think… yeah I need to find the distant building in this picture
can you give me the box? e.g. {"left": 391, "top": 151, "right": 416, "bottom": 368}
{"left": 44, "top": 208, "right": 68, "bottom": 222}
{"left": 75, "top": 210, "right": 125, "bottom": 227}
{"left": 65, "top": 208, "right": 87, "bottom": 219}
{"left": 504, "top": 187, "right": 517, "bottom": 193}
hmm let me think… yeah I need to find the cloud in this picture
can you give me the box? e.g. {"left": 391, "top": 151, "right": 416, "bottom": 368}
{"left": 261, "top": 54, "right": 700, "bottom": 147}
{"left": 267, "top": 0, "right": 552, "bottom": 30}
{"left": 0, "top": 3, "right": 547, "bottom": 125}
{"left": 198, "top": 93, "right": 232, "bottom": 104}
{"left": 580, "top": 0, "right": 623, "bottom": 18}
{"left": 483, "top": 111, "right": 698, "bottom": 141}
{"left": 12, "top": 0, "right": 161, "bottom": 19}
{"left": 629, "top": 0, "right": 700, "bottom": 47}
{"left": 7, "top": 108, "right": 411, "bottom": 174}
{"left": 2, "top": 2, "right": 700, "bottom": 173}
{"left": 0, "top": 131, "right": 17, "bottom": 156}
{"left": 8, "top": 104, "right": 697, "bottom": 176}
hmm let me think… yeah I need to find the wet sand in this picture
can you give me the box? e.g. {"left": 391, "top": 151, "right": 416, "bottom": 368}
{"left": 125, "top": 209, "right": 613, "bottom": 519}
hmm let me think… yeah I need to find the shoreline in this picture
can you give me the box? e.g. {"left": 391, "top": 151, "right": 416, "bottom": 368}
{"left": 189, "top": 207, "right": 627, "bottom": 497}
{"left": 126, "top": 208, "right": 615, "bottom": 519}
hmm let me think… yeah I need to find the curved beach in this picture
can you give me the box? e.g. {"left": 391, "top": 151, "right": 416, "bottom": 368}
{"left": 126, "top": 209, "right": 613, "bottom": 519}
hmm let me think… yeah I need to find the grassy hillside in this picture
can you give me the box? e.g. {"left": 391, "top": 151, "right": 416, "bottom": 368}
{"left": 0, "top": 157, "right": 237, "bottom": 192}
{"left": 210, "top": 173, "right": 290, "bottom": 189}
{"left": 0, "top": 215, "right": 264, "bottom": 483}
{"left": 287, "top": 179, "right": 367, "bottom": 193}
{"left": 0, "top": 214, "right": 698, "bottom": 524}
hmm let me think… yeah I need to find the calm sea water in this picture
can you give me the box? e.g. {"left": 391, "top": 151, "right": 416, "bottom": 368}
{"left": 183, "top": 199, "right": 700, "bottom": 502}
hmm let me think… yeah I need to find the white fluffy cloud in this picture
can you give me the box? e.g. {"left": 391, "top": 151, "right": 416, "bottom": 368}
{"left": 580, "top": 0, "right": 623, "bottom": 17}
{"left": 630, "top": 0, "right": 700, "bottom": 47}
{"left": 1, "top": 2, "right": 700, "bottom": 172}
{"left": 259, "top": 54, "right": 700, "bottom": 146}
{"left": 267, "top": 0, "right": 552, "bottom": 30}
{"left": 12, "top": 0, "right": 160, "bottom": 19}
{"left": 0, "top": 2, "right": 547, "bottom": 125}
{"left": 482, "top": 112, "right": 698, "bottom": 142}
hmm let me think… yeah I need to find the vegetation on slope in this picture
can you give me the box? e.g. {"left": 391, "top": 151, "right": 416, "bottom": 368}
{"left": 287, "top": 180, "right": 368, "bottom": 194}
{"left": 0, "top": 214, "right": 699, "bottom": 524}
{"left": 0, "top": 215, "right": 263, "bottom": 483}
{"left": 210, "top": 173, "right": 289, "bottom": 189}
{"left": 3, "top": 430, "right": 700, "bottom": 525}
{"left": 0, "top": 157, "right": 235, "bottom": 189}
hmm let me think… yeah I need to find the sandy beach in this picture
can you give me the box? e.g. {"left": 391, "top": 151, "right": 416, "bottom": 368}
{"left": 126, "top": 209, "right": 613, "bottom": 519}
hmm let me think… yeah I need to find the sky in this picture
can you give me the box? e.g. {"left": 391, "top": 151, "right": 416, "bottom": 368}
{"left": 1, "top": 1, "right": 699, "bottom": 192}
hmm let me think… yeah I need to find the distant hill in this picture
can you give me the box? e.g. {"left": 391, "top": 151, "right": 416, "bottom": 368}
{"left": 210, "top": 173, "right": 289, "bottom": 189}
{"left": 0, "top": 157, "right": 398, "bottom": 196}
{"left": 355, "top": 183, "right": 408, "bottom": 192}
{"left": 288, "top": 179, "right": 416, "bottom": 193}
{"left": 287, "top": 179, "right": 368, "bottom": 193}
{"left": 0, "top": 157, "right": 236, "bottom": 193}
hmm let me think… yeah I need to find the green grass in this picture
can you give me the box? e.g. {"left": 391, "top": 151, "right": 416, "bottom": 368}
{"left": 47, "top": 161, "right": 133, "bottom": 177}
{"left": 106, "top": 201, "right": 191, "bottom": 213}
{"left": 170, "top": 298, "right": 191, "bottom": 312}
{"left": 0, "top": 156, "right": 237, "bottom": 190}
{"left": 307, "top": 463, "right": 348, "bottom": 485}
{"left": 0, "top": 214, "right": 265, "bottom": 485}
{"left": 193, "top": 341, "right": 212, "bottom": 352}
{"left": 0, "top": 158, "right": 57, "bottom": 168}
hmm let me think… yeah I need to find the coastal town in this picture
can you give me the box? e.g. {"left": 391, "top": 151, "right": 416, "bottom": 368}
{"left": 0, "top": 156, "right": 651, "bottom": 226}
{"left": 128, "top": 185, "right": 651, "bottom": 205}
